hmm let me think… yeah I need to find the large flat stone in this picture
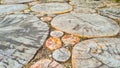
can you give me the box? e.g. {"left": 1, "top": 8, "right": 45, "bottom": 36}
{"left": 51, "top": 13, "right": 119, "bottom": 38}
{"left": 72, "top": 38, "right": 120, "bottom": 68}
{"left": 1, "top": 0, "right": 33, "bottom": 4}
{"left": 99, "top": 7, "right": 120, "bottom": 20}
{"left": 0, "top": 4, "right": 28, "bottom": 15}
{"left": 69, "top": 0, "right": 106, "bottom": 8}
{"left": 0, "top": 14, "right": 49, "bottom": 68}
{"left": 30, "top": 3, "right": 73, "bottom": 14}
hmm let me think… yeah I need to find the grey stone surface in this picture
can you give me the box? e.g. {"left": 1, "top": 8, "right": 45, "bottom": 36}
{"left": 99, "top": 7, "right": 120, "bottom": 20}
{"left": 0, "top": 4, "right": 28, "bottom": 15}
{"left": 1, "top": 0, "right": 34, "bottom": 4}
{"left": 0, "top": 14, "right": 49, "bottom": 68}
{"left": 71, "top": 7, "right": 96, "bottom": 14}
{"left": 69, "top": 0, "right": 106, "bottom": 8}
{"left": 72, "top": 38, "right": 120, "bottom": 68}
{"left": 52, "top": 48, "right": 71, "bottom": 62}
{"left": 31, "top": 3, "right": 73, "bottom": 14}
{"left": 51, "top": 13, "right": 119, "bottom": 38}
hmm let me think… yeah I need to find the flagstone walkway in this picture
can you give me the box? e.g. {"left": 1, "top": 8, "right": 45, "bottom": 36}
{"left": 0, "top": 0, "right": 120, "bottom": 68}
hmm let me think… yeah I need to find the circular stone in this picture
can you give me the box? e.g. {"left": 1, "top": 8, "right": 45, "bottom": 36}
{"left": 62, "top": 34, "right": 80, "bottom": 45}
{"left": 31, "top": 59, "right": 64, "bottom": 68}
{"left": 30, "top": 3, "right": 73, "bottom": 14}
{"left": 0, "top": 14, "right": 49, "bottom": 68}
{"left": 50, "top": 30, "right": 64, "bottom": 37}
{"left": 0, "top": 4, "right": 28, "bottom": 15}
{"left": 1, "top": 0, "right": 33, "bottom": 4}
{"left": 72, "top": 38, "right": 120, "bottom": 68}
{"left": 51, "top": 13, "right": 119, "bottom": 38}
{"left": 45, "top": 37, "right": 62, "bottom": 50}
{"left": 52, "top": 48, "right": 71, "bottom": 62}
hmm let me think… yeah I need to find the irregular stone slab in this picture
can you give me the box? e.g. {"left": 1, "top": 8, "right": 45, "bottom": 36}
{"left": 31, "top": 59, "right": 64, "bottom": 68}
{"left": 52, "top": 48, "right": 71, "bottom": 62}
{"left": 45, "top": 37, "right": 62, "bottom": 50}
{"left": 31, "top": 3, "right": 73, "bottom": 14}
{"left": 0, "top": 14, "right": 49, "bottom": 68}
{"left": 69, "top": 0, "right": 105, "bottom": 8}
{"left": 1, "top": 0, "right": 33, "bottom": 4}
{"left": 51, "top": 13, "right": 119, "bottom": 38}
{"left": 99, "top": 7, "right": 120, "bottom": 20}
{"left": 0, "top": 4, "right": 28, "bottom": 15}
{"left": 72, "top": 38, "right": 120, "bottom": 68}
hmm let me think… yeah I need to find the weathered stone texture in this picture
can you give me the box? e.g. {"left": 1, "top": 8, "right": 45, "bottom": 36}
{"left": 0, "top": 14, "right": 49, "bottom": 68}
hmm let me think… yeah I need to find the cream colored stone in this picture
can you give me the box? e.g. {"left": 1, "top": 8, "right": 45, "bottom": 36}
{"left": 72, "top": 38, "right": 120, "bottom": 68}
{"left": 1, "top": 0, "right": 33, "bottom": 4}
{"left": 31, "top": 3, "right": 73, "bottom": 14}
{"left": 0, "top": 4, "right": 28, "bottom": 15}
{"left": 51, "top": 13, "right": 119, "bottom": 38}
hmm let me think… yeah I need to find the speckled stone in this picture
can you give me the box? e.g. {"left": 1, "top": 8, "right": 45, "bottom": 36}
{"left": 31, "top": 3, "right": 73, "bottom": 14}
{"left": 31, "top": 59, "right": 64, "bottom": 68}
{"left": 0, "top": 14, "right": 49, "bottom": 68}
{"left": 45, "top": 37, "right": 62, "bottom": 50}
{"left": 72, "top": 38, "right": 120, "bottom": 68}
{"left": 52, "top": 48, "right": 71, "bottom": 62}
{"left": 51, "top": 13, "right": 119, "bottom": 38}
{"left": 1, "top": 0, "right": 33, "bottom": 4}
{"left": 62, "top": 34, "right": 80, "bottom": 45}
{"left": 0, "top": 4, "right": 28, "bottom": 15}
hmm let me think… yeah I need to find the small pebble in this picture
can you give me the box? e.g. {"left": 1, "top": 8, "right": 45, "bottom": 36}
{"left": 40, "top": 16, "right": 53, "bottom": 22}
{"left": 62, "top": 34, "right": 80, "bottom": 45}
{"left": 45, "top": 37, "right": 62, "bottom": 50}
{"left": 30, "top": 59, "right": 64, "bottom": 68}
{"left": 52, "top": 48, "right": 71, "bottom": 62}
{"left": 35, "top": 14, "right": 45, "bottom": 18}
{"left": 24, "top": 9, "right": 31, "bottom": 14}
{"left": 50, "top": 30, "right": 64, "bottom": 37}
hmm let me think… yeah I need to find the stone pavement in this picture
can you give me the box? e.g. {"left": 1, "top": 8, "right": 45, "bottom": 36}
{"left": 0, "top": 0, "right": 120, "bottom": 68}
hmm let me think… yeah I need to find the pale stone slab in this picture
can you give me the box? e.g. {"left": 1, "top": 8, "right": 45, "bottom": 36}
{"left": 30, "top": 3, "right": 73, "bottom": 14}
{"left": 99, "top": 7, "right": 120, "bottom": 20}
{"left": 0, "top": 14, "right": 49, "bottom": 68}
{"left": 1, "top": 0, "right": 33, "bottom": 4}
{"left": 0, "top": 4, "right": 28, "bottom": 15}
{"left": 72, "top": 38, "right": 120, "bottom": 68}
{"left": 51, "top": 13, "right": 119, "bottom": 38}
{"left": 69, "top": 0, "right": 106, "bottom": 8}
{"left": 71, "top": 7, "right": 96, "bottom": 14}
